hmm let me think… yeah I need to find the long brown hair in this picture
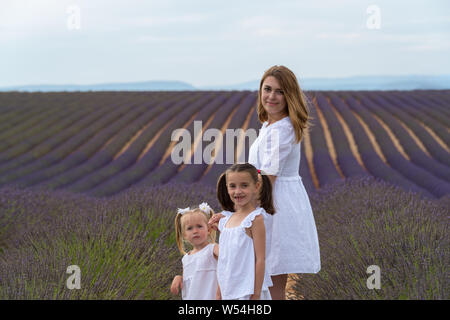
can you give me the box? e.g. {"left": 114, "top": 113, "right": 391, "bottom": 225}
{"left": 217, "top": 163, "right": 275, "bottom": 215}
{"left": 257, "top": 65, "right": 312, "bottom": 143}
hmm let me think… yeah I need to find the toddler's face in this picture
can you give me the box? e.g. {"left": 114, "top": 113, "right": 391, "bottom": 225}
{"left": 226, "top": 171, "right": 260, "bottom": 208}
{"left": 182, "top": 212, "right": 210, "bottom": 247}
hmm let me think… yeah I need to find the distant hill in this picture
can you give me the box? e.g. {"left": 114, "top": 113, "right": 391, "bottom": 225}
{"left": 0, "top": 80, "right": 196, "bottom": 92}
{"left": 201, "top": 75, "right": 450, "bottom": 91}
{"left": 1, "top": 75, "right": 449, "bottom": 92}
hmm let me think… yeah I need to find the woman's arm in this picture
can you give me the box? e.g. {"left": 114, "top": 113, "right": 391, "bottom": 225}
{"left": 249, "top": 215, "right": 266, "bottom": 300}
{"left": 267, "top": 175, "right": 276, "bottom": 186}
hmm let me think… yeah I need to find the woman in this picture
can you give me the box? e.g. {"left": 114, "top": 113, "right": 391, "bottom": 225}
{"left": 248, "top": 65, "right": 321, "bottom": 300}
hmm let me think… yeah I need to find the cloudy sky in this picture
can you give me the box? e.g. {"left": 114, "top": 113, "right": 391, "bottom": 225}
{"left": 1, "top": 0, "right": 449, "bottom": 87}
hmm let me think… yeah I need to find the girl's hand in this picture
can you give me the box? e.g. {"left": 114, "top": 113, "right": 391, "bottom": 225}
{"left": 250, "top": 293, "right": 261, "bottom": 300}
{"left": 208, "top": 213, "right": 224, "bottom": 231}
{"left": 170, "top": 275, "right": 183, "bottom": 295}
{"left": 216, "top": 285, "right": 222, "bottom": 300}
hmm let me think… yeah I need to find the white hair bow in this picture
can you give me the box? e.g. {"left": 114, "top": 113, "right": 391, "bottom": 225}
{"left": 198, "top": 202, "right": 212, "bottom": 215}
{"left": 177, "top": 207, "right": 191, "bottom": 215}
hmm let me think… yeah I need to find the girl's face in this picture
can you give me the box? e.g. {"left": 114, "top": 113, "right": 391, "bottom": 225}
{"left": 261, "top": 76, "right": 288, "bottom": 120}
{"left": 226, "top": 171, "right": 260, "bottom": 209}
{"left": 182, "top": 212, "right": 210, "bottom": 248}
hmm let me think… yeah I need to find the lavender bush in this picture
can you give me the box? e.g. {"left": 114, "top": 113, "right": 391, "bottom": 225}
{"left": 0, "top": 176, "right": 447, "bottom": 299}
{"left": 289, "top": 176, "right": 448, "bottom": 300}
{"left": 0, "top": 182, "right": 218, "bottom": 299}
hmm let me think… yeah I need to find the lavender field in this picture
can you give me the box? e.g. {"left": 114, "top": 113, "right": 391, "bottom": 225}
{"left": 0, "top": 90, "right": 449, "bottom": 198}
{"left": 0, "top": 90, "right": 449, "bottom": 299}
{"left": 0, "top": 177, "right": 447, "bottom": 299}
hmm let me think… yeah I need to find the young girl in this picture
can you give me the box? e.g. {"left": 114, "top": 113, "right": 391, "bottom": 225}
{"left": 212, "top": 163, "right": 275, "bottom": 300}
{"left": 170, "top": 202, "right": 219, "bottom": 300}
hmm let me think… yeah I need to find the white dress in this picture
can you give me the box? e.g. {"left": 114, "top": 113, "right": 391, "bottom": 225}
{"left": 217, "top": 207, "right": 272, "bottom": 300}
{"left": 181, "top": 243, "right": 218, "bottom": 300}
{"left": 248, "top": 116, "right": 321, "bottom": 275}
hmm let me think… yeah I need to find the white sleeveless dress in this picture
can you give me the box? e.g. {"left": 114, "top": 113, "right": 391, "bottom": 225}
{"left": 248, "top": 116, "right": 321, "bottom": 275}
{"left": 181, "top": 243, "right": 218, "bottom": 300}
{"left": 217, "top": 207, "right": 272, "bottom": 300}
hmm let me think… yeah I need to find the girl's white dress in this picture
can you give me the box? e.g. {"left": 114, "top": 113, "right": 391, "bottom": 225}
{"left": 217, "top": 207, "right": 272, "bottom": 300}
{"left": 181, "top": 243, "right": 218, "bottom": 300}
{"left": 248, "top": 116, "right": 321, "bottom": 275}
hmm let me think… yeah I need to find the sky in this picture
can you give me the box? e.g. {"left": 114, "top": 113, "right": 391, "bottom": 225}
{"left": 1, "top": 0, "right": 449, "bottom": 87}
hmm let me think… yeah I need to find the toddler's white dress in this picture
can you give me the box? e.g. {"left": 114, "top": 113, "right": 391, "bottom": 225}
{"left": 217, "top": 207, "right": 272, "bottom": 300}
{"left": 248, "top": 116, "right": 321, "bottom": 275}
{"left": 181, "top": 243, "right": 218, "bottom": 300}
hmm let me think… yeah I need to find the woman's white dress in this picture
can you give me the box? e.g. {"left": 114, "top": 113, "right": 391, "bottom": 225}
{"left": 217, "top": 207, "right": 272, "bottom": 300}
{"left": 248, "top": 116, "right": 321, "bottom": 275}
{"left": 181, "top": 243, "right": 218, "bottom": 300}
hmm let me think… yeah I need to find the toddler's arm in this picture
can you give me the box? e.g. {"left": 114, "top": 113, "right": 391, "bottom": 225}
{"left": 170, "top": 275, "right": 183, "bottom": 295}
{"left": 213, "top": 243, "right": 219, "bottom": 259}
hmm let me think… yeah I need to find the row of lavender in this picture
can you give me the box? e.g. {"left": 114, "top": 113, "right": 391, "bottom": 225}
{"left": 0, "top": 91, "right": 252, "bottom": 196}
{"left": 312, "top": 91, "right": 449, "bottom": 198}
{"left": 0, "top": 90, "right": 448, "bottom": 198}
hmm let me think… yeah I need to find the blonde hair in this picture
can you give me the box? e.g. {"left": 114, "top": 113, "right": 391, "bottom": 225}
{"left": 257, "top": 65, "right": 312, "bottom": 143}
{"left": 174, "top": 207, "right": 216, "bottom": 255}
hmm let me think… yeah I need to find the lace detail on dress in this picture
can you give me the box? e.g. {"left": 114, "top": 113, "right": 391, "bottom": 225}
{"left": 241, "top": 207, "right": 264, "bottom": 228}
{"left": 218, "top": 211, "right": 232, "bottom": 232}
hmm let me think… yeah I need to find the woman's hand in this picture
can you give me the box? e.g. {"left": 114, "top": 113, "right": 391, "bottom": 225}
{"left": 170, "top": 275, "right": 183, "bottom": 295}
{"left": 208, "top": 213, "right": 225, "bottom": 231}
{"left": 250, "top": 293, "right": 261, "bottom": 300}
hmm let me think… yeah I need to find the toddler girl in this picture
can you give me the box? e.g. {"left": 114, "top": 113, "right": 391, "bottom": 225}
{"left": 170, "top": 202, "right": 219, "bottom": 300}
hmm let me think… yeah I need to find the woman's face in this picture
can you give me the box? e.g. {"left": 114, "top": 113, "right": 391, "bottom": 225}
{"left": 261, "top": 76, "right": 288, "bottom": 120}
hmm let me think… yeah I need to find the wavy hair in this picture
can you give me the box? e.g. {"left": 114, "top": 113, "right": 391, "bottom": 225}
{"left": 257, "top": 65, "right": 312, "bottom": 143}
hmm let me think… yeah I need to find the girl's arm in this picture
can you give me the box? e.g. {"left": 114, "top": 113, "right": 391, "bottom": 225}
{"left": 170, "top": 275, "right": 183, "bottom": 295}
{"left": 249, "top": 215, "right": 266, "bottom": 300}
{"left": 213, "top": 243, "right": 219, "bottom": 260}
{"left": 208, "top": 212, "right": 225, "bottom": 231}
{"left": 216, "top": 283, "right": 222, "bottom": 300}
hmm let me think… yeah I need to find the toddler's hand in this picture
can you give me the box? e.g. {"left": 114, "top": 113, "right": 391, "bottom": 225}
{"left": 170, "top": 275, "right": 183, "bottom": 295}
{"left": 208, "top": 213, "right": 224, "bottom": 231}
